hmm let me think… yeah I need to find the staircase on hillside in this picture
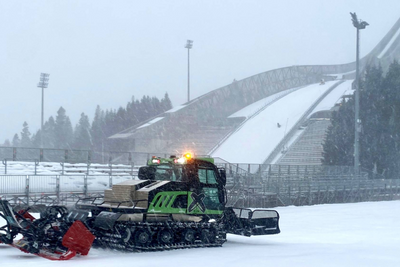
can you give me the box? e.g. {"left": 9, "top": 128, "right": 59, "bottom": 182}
{"left": 276, "top": 119, "right": 331, "bottom": 165}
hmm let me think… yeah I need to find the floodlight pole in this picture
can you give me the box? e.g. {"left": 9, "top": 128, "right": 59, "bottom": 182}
{"left": 37, "top": 73, "right": 50, "bottom": 148}
{"left": 350, "top": 12, "right": 368, "bottom": 177}
{"left": 185, "top": 40, "right": 193, "bottom": 102}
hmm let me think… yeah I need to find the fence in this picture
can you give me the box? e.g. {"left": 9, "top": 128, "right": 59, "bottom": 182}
{"left": 228, "top": 175, "right": 400, "bottom": 207}
{"left": 2, "top": 160, "right": 400, "bottom": 209}
{"left": 217, "top": 162, "right": 383, "bottom": 179}
{"left": 222, "top": 163, "right": 400, "bottom": 208}
{"left": 0, "top": 175, "right": 136, "bottom": 206}
{"left": 1, "top": 159, "right": 139, "bottom": 176}
{"left": 0, "top": 146, "right": 176, "bottom": 166}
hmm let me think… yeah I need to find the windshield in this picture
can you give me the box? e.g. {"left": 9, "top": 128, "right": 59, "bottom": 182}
{"left": 154, "top": 164, "right": 183, "bottom": 182}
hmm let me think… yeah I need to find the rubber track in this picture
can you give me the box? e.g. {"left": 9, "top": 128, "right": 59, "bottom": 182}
{"left": 93, "top": 221, "right": 227, "bottom": 252}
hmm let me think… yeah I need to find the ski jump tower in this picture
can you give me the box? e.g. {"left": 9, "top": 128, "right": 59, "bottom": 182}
{"left": 110, "top": 17, "right": 400, "bottom": 165}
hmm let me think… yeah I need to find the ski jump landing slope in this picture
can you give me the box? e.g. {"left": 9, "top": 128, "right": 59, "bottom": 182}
{"left": 211, "top": 80, "right": 353, "bottom": 164}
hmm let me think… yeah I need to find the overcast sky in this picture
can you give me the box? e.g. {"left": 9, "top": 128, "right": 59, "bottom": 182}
{"left": 1, "top": 0, "right": 399, "bottom": 143}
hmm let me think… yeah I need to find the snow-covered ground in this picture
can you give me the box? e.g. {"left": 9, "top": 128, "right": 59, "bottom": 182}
{"left": 1, "top": 200, "right": 399, "bottom": 267}
{"left": 212, "top": 81, "right": 342, "bottom": 163}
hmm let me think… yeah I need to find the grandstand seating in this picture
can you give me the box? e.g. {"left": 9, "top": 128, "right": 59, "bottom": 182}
{"left": 161, "top": 125, "right": 236, "bottom": 155}
{"left": 0, "top": 160, "right": 138, "bottom": 176}
{"left": 276, "top": 119, "right": 331, "bottom": 165}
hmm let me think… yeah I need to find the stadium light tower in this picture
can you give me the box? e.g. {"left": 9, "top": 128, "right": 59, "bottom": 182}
{"left": 37, "top": 73, "right": 50, "bottom": 148}
{"left": 350, "top": 12, "right": 369, "bottom": 176}
{"left": 185, "top": 40, "right": 193, "bottom": 102}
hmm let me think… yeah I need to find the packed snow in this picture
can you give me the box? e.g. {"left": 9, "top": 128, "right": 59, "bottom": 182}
{"left": 378, "top": 25, "right": 400, "bottom": 59}
{"left": 212, "top": 81, "right": 341, "bottom": 163}
{"left": 165, "top": 105, "right": 187, "bottom": 113}
{"left": 228, "top": 86, "right": 303, "bottom": 119}
{"left": 137, "top": 117, "right": 165, "bottom": 129}
{"left": 308, "top": 80, "right": 353, "bottom": 117}
{"left": 1, "top": 200, "right": 399, "bottom": 266}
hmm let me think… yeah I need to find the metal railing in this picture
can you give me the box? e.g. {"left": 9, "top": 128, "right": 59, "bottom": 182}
{"left": 0, "top": 174, "right": 136, "bottom": 206}
{"left": 1, "top": 160, "right": 399, "bottom": 209}
{"left": 1, "top": 160, "right": 140, "bottom": 176}
{"left": 0, "top": 146, "right": 178, "bottom": 166}
{"left": 222, "top": 163, "right": 399, "bottom": 208}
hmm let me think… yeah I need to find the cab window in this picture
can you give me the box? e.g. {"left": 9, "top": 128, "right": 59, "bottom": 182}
{"left": 198, "top": 168, "right": 217, "bottom": 184}
{"left": 202, "top": 187, "right": 223, "bottom": 209}
{"left": 154, "top": 165, "right": 182, "bottom": 181}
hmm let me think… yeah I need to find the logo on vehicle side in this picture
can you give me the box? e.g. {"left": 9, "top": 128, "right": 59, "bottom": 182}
{"left": 188, "top": 192, "right": 206, "bottom": 213}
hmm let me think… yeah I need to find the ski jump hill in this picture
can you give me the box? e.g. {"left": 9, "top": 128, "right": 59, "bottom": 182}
{"left": 110, "top": 17, "right": 400, "bottom": 165}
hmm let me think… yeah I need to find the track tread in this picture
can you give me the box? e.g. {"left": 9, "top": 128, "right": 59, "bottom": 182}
{"left": 93, "top": 221, "right": 227, "bottom": 252}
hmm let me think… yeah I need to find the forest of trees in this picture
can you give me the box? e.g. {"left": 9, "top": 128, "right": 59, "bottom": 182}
{"left": 1, "top": 93, "right": 172, "bottom": 152}
{"left": 323, "top": 61, "right": 400, "bottom": 178}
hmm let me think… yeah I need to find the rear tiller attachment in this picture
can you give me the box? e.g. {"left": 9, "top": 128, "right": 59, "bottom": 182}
{"left": 0, "top": 200, "right": 94, "bottom": 260}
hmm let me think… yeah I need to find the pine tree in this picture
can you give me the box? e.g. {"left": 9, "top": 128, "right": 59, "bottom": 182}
{"left": 323, "top": 61, "right": 400, "bottom": 178}
{"left": 65, "top": 117, "right": 74, "bottom": 149}
{"left": 359, "top": 65, "right": 384, "bottom": 174}
{"left": 20, "top": 121, "right": 32, "bottom": 147}
{"left": 55, "top": 107, "right": 73, "bottom": 148}
{"left": 43, "top": 116, "right": 56, "bottom": 148}
{"left": 322, "top": 98, "right": 354, "bottom": 165}
{"left": 380, "top": 61, "right": 400, "bottom": 177}
{"left": 73, "top": 113, "right": 92, "bottom": 149}
{"left": 12, "top": 134, "right": 20, "bottom": 147}
{"left": 103, "top": 110, "right": 115, "bottom": 136}
{"left": 91, "top": 105, "right": 106, "bottom": 151}
{"left": 151, "top": 97, "right": 161, "bottom": 116}
{"left": 161, "top": 92, "right": 173, "bottom": 111}
{"left": 126, "top": 97, "right": 139, "bottom": 127}
{"left": 140, "top": 96, "right": 151, "bottom": 121}
{"left": 2, "top": 139, "right": 11, "bottom": 147}
{"left": 31, "top": 130, "right": 42, "bottom": 148}
{"left": 115, "top": 107, "right": 127, "bottom": 133}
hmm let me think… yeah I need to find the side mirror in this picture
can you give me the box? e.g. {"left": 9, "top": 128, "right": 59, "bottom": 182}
{"left": 218, "top": 168, "right": 226, "bottom": 186}
{"left": 138, "top": 166, "right": 156, "bottom": 180}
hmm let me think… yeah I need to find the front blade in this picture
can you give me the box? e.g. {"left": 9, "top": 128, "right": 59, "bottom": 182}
{"left": 224, "top": 207, "right": 280, "bottom": 236}
{"left": 62, "top": 220, "right": 95, "bottom": 256}
{"left": 249, "top": 209, "right": 280, "bottom": 235}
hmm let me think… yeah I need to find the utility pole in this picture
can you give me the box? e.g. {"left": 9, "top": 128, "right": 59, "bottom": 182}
{"left": 350, "top": 12, "right": 369, "bottom": 176}
{"left": 37, "top": 73, "right": 50, "bottom": 148}
{"left": 185, "top": 40, "right": 193, "bottom": 102}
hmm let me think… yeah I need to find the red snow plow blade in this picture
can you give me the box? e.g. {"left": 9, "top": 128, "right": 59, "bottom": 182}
{"left": 62, "top": 220, "right": 95, "bottom": 256}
